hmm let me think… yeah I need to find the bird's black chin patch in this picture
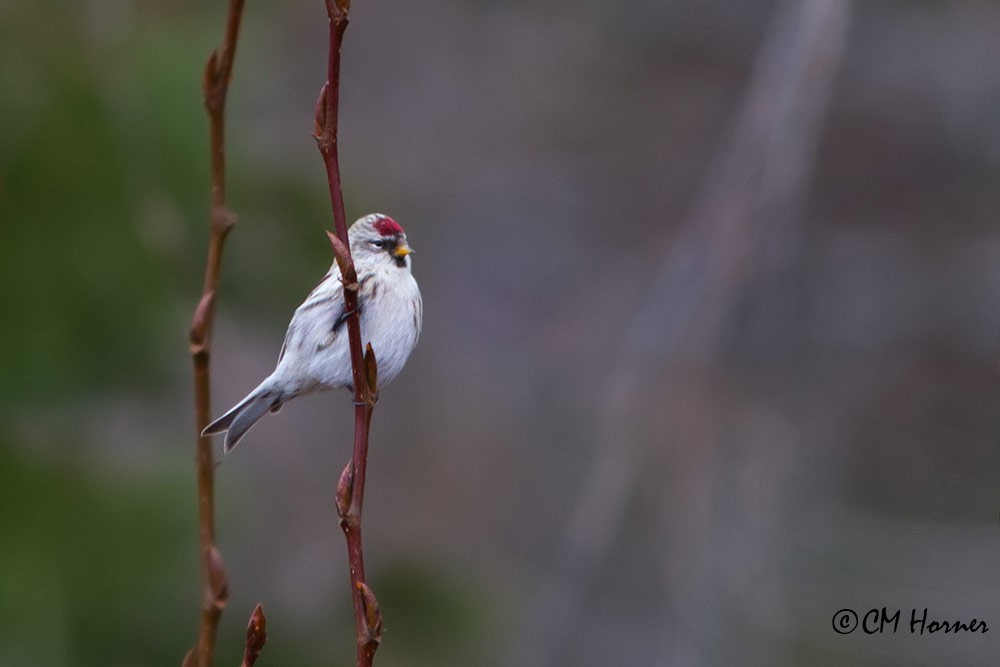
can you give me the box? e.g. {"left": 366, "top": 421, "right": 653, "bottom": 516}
{"left": 393, "top": 256, "right": 407, "bottom": 268}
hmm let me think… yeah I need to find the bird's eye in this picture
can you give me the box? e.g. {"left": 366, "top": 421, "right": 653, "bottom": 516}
{"left": 372, "top": 239, "right": 387, "bottom": 248}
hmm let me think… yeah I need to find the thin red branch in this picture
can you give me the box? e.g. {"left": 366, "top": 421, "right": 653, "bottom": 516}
{"left": 188, "top": 1, "right": 245, "bottom": 665}
{"left": 314, "top": 1, "right": 382, "bottom": 665}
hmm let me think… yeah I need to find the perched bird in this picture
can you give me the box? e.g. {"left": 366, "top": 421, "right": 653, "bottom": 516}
{"left": 203, "top": 213, "right": 422, "bottom": 452}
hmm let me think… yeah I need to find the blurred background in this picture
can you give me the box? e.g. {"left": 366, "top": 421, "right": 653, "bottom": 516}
{"left": 2, "top": 0, "right": 999, "bottom": 665}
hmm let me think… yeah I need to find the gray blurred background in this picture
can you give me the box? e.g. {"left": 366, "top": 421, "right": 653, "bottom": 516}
{"left": 2, "top": 0, "right": 999, "bottom": 665}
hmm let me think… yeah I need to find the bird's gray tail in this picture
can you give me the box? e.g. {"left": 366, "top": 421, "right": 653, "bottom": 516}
{"left": 202, "top": 383, "right": 284, "bottom": 453}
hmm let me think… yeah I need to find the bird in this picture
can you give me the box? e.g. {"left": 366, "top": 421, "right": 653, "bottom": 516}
{"left": 203, "top": 213, "right": 422, "bottom": 452}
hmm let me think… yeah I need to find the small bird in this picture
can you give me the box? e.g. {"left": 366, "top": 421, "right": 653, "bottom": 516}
{"left": 203, "top": 213, "right": 423, "bottom": 452}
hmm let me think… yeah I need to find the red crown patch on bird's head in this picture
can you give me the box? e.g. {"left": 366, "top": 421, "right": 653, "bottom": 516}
{"left": 373, "top": 215, "right": 404, "bottom": 237}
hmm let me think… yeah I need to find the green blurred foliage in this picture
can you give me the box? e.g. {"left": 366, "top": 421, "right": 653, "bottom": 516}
{"left": 372, "top": 561, "right": 501, "bottom": 667}
{"left": 0, "top": 442, "right": 193, "bottom": 666}
{"left": 0, "top": 3, "right": 205, "bottom": 403}
{"left": 0, "top": 2, "right": 332, "bottom": 405}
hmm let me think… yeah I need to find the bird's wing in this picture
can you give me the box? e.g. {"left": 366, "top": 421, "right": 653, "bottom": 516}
{"left": 313, "top": 268, "right": 381, "bottom": 349}
{"left": 277, "top": 271, "right": 346, "bottom": 363}
{"left": 276, "top": 263, "right": 381, "bottom": 364}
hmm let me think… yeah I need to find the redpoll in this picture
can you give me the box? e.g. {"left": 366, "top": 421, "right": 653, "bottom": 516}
{"left": 203, "top": 213, "right": 422, "bottom": 452}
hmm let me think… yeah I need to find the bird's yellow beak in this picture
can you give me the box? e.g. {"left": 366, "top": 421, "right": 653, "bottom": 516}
{"left": 392, "top": 242, "right": 413, "bottom": 258}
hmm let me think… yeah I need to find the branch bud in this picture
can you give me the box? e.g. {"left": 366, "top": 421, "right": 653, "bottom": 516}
{"left": 207, "top": 545, "right": 229, "bottom": 610}
{"left": 241, "top": 603, "right": 268, "bottom": 667}
{"left": 211, "top": 204, "right": 238, "bottom": 235}
{"left": 363, "top": 343, "right": 378, "bottom": 395}
{"left": 325, "top": 228, "right": 350, "bottom": 264}
{"left": 356, "top": 581, "right": 383, "bottom": 642}
{"left": 325, "top": 0, "right": 351, "bottom": 20}
{"left": 336, "top": 460, "right": 353, "bottom": 518}
{"left": 325, "top": 229, "right": 357, "bottom": 283}
{"left": 202, "top": 49, "right": 220, "bottom": 104}
{"left": 313, "top": 82, "right": 329, "bottom": 142}
{"left": 189, "top": 291, "right": 215, "bottom": 348}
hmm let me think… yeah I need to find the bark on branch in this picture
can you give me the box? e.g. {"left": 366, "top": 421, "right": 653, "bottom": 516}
{"left": 187, "top": 1, "right": 246, "bottom": 665}
{"left": 314, "top": 2, "right": 383, "bottom": 665}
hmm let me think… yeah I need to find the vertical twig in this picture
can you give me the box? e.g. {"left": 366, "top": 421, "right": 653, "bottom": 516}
{"left": 188, "top": 1, "right": 246, "bottom": 666}
{"left": 313, "top": 1, "right": 383, "bottom": 665}
{"left": 508, "top": 1, "right": 854, "bottom": 665}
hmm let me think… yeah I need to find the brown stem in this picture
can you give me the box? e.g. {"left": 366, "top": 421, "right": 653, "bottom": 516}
{"left": 314, "top": 2, "right": 382, "bottom": 665}
{"left": 188, "top": 1, "right": 245, "bottom": 665}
